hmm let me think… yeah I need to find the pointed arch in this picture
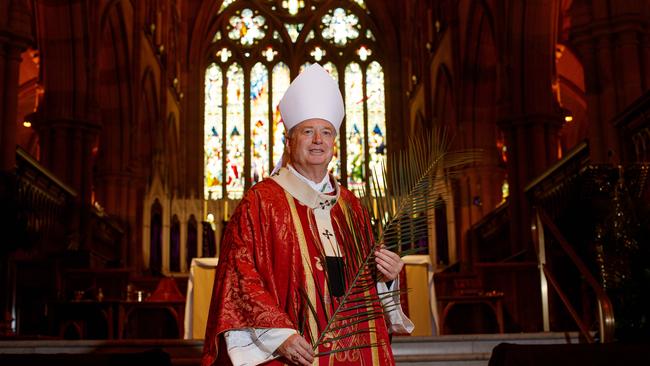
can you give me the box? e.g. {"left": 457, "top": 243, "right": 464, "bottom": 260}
{"left": 96, "top": 0, "right": 134, "bottom": 213}
{"left": 166, "top": 113, "right": 181, "bottom": 193}
{"left": 433, "top": 64, "right": 456, "bottom": 136}
{"left": 186, "top": 215, "right": 198, "bottom": 269}
{"left": 200, "top": 1, "right": 392, "bottom": 199}
{"left": 137, "top": 67, "right": 160, "bottom": 181}
{"left": 461, "top": 0, "right": 498, "bottom": 134}
{"left": 149, "top": 199, "right": 163, "bottom": 274}
{"left": 170, "top": 214, "right": 181, "bottom": 272}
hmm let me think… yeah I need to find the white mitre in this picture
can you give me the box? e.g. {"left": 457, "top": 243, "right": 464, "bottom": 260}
{"left": 271, "top": 64, "right": 345, "bottom": 176}
{"left": 279, "top": 63, "right": 344, "bottom": 132}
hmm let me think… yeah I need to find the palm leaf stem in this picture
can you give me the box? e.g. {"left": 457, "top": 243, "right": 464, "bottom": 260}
{"left": 314, "top": 342, "right": 384, "bottom": 357}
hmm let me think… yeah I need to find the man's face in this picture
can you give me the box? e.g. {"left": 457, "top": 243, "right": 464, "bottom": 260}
{"left": 287, "top": 118, "right": 337, "bottom": 173}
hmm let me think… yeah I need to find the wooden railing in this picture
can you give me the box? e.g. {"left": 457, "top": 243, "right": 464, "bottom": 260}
{"left": 15, "top": 147, "right": 77, "bottom": 253}
{"left": 468, "top": 201, "right": 511, "bottom": 263}
{"left": 532, "top": 207, "right": 615, "bottom": 343}
{"left": 15, "top": 147, "right": 125, "bottom": 264}
{"left": 525, "top": 142, "right": 617, "bottom": 342}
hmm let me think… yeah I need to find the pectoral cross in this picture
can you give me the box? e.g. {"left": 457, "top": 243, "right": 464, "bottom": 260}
{"left": 322, "top": 229, "right": 334, "bottom": 241}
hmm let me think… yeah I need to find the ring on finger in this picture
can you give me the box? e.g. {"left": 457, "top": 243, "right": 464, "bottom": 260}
{"left": 291, "top": 353, "right": 300, "bottom": 362}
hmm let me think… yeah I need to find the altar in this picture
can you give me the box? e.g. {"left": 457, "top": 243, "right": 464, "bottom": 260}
{"left": 183, "top": 255, "right": 438, "bottom": 339}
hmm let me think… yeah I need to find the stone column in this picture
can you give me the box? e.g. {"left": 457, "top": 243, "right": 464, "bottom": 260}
{"left": 0, "top": 0, "right": 33, "bottom": 336}
{"left": 0, "top": 0, "right": 31, "bottom": 172}
{"left": 0, "top": 45, "right": 23, "bottom": 335}
{"left": 34, "top": 118, "right": 100, "bottom": 204}
{"left": 498, "top": 114, "right": 563, "bottom": 254}
{"left": 496, "top": 0, "right": 563, "bottom": 254}
{"left": 0, "top": 46, "right": 22, "bottom": 172}
{"left": 30, "top": 0, "right": 101, "bottom": 253}
{"left": 568, "top": 0, "right": 650, "bottom": 162}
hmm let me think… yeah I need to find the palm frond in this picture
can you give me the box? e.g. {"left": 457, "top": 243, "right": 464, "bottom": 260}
{"left": 305, "top": 128, "right": 479, "bottom": 356}
{"left": 315, "top": 342, "right": 385, "bottom": 358}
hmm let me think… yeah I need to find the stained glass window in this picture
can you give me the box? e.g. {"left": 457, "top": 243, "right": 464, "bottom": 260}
{"left": 205, "top": 1, "right": 387, "bottom": 201}
{"left": 306, "top": 30, "right": 315, "bottom": 42}
{"left": 282, "top": 0, "right": 305, "bottom": 15}
{"left": 262, "top": 46, "right": 277, "bottom": 62}
{"left": 251, "top": 63, "right": 270, "bottom": 184}
{"left": 204, "top": 63, "right": 223, "bottom": 199}
{"left": 321, "top": 8, "right": 360, "bottom": 46}
{"left": 226, "top": 64, "right": 245, "bottom": 198}
{"left": 357, "top": 45, "right": 372, "bottom": 61}
{"left": 323, "top": 62, "right": 341, "bottom": 179}
{"left": 367, "top": 61, "right": 387, "bottom": 189}
{"left": 219, "top": 0, "right": 236, "bottom": 13}
{"left": 311, "top": 46, "right": 326, "bottom": 62}
{"left": 217, "top": 47, "right": 231, "bottom": 62}
{"left": 272, "top": 63, "right": 291, "bottom": 172}
{"left": 228, "top": 9, "right": 266, "bottom": 46}
{"left": 323, "top": 62, "right": 339, "bottom": 81}
{"left": 345, "top": 63, "right": 365, "bottom": 190}
{"left": 285, "top": 23, "right": 303, "bottom": 43}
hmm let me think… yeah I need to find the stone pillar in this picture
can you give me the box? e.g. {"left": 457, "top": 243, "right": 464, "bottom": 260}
{"left": 128, "top": 175, "right": 146, "bottom": 271}
{"left": 498, "top": 114, "right": 563, "bottom": 254}
{"left": 569, "top": 0, "right": 650, "bottom": 162}
{"left": 0, "top": 0, "right": 33, "bottom": 336}
{"left": 34, "top": 118, "right": 100, "bottom": 204}
{"left": 30, "top": 0, "right": 101, "bottom": 253}
{"left": 496, "top": 0, "right": 563, "bottom": 254}
{"left": 0, "top": 0, "right": 31, "bottom": 172}
{"left": 30, "top": 116, "right": 100, "bottom": 255}
{"left": 0, "top": 46, "right": 22, "bottom": 172}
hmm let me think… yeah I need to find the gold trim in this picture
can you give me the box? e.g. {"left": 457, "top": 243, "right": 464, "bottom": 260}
{"left": 365, "top": 289, "right": 380, "bottom": 366}
{"left": 340, "top": 199, "right": 380, "bottom": 364}
{"left": 285, "top": 191, "right": 319, "bottom": 365}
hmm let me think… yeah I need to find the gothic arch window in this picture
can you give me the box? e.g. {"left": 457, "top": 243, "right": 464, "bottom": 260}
{"left": 150, "top": 200, "right": 163, "bottom": 275}
{"left": 187, "top": 215, "right": 198, "bottom": 268}
{"left": 204, "top": 0, "right": 387, "bottom": 200}
{"left": 170, "top": 215, "right": 181, "bottom": 272}
{"left": 434, "top": 195, "right": 449, "bottom": 264}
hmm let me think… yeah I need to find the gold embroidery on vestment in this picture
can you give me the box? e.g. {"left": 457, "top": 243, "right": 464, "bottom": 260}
{"left": 285, "top": 191, "right": 319, "bottom": 366}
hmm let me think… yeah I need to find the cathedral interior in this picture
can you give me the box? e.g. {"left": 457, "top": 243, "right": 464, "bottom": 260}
{"left": 1, "top": 0, "right": 649, "bottom": 364}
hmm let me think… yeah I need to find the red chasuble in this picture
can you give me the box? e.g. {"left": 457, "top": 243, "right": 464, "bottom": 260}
{"left": 202, "top": 168, "right": 395, "bottom": 366}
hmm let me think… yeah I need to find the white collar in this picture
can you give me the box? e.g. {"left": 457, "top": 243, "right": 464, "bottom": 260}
{"left": 287, "top": 164, "right": 335, "bottom": 194}
{"left": 271, "top": 167, "right": 340, "bottom": 211}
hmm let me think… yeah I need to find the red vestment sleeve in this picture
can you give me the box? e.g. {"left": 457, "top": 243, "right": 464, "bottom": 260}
{"left": 201, "top": 183, "right": 305, "bottom": 366}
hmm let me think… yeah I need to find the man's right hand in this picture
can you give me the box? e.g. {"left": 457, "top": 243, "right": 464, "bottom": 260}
{"left": 276, "top": 334, "right": 315, "bottom": 365}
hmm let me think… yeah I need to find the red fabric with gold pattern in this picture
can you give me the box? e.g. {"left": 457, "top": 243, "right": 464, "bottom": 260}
{"left": 201, "top": 178, "right": 394, "bottom": 366}
{"left": 294, "top": 192, "right": 395, "bottom": 365}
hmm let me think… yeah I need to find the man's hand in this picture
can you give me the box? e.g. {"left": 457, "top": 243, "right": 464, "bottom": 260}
{"left": 276, "top": 334, "right": 315, "bottom": 365}
{"left": 375, "top": 248, "right": 404, "bottom": 282}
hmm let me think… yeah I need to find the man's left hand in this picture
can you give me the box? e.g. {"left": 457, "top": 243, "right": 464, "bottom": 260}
{"left": 375, "top": 248, "right": 404, "bottom": 282}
